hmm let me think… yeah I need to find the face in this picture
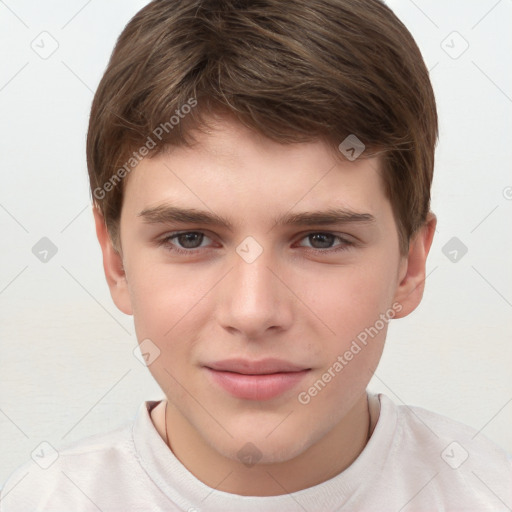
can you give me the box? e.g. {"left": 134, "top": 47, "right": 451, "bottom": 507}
{"left": 98, "top": 116, "right": 432, "bottom": 466}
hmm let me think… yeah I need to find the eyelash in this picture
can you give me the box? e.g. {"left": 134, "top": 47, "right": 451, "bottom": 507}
{"left": 157, "top": 231, "right": 355, "bottom": 256}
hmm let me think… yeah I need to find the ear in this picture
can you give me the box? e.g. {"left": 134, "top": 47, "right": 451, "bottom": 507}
{"left": 92, "top": 205, "right": 133, "bottom": 315}
{"left": 393, "top": 212, "right": 437, "bottom": 318}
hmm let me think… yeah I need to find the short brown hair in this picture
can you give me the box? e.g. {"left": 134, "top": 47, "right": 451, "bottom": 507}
{"left": 87, "top": 0, "right": 438, "bottom": 255}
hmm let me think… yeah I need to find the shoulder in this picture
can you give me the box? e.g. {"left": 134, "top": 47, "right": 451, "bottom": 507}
{"left": 0, "top": 411, "right": 144, "bottom": 511}
{"left": 377, "top": 393, "right": 512, "bottom": 510}
{"left": 390, "top": 394, "right": 511, "bottom": 465}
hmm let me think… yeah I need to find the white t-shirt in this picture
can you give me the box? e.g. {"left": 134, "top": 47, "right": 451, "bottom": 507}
{"left": 1, "top": 393, "right": 511, "bottom": 511}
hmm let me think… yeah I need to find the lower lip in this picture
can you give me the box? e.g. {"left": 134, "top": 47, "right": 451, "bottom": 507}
{"left": 206, "top": 368, "right": 310, "bottom": 401}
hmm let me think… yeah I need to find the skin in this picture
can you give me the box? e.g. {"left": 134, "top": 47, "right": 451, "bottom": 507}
{"left": 93, "top": 115, "right": 436, "bottom": 496}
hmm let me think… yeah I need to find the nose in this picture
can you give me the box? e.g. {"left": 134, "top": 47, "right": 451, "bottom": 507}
{"left": 215, "top": 246, "right": 294, "bottom": 340}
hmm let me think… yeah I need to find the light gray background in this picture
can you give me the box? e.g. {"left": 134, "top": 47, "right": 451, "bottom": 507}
{"left": 1, "top": 0, "right": 511, "bottom": 488}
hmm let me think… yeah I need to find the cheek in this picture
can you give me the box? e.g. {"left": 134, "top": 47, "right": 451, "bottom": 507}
{"left": 127, "top": 258, "right": 217, "bottom": 386}
{"left": 302, "top": 260, "right": 396, "bottom": 347}
{"left": 296, "top": 265, "right": 393, "bottom": 409}
{"left": 128, "top": 255, "right": 208, "bottom": 337}
{"left": 128, "top": 264, "right": 205, "bottom": 397}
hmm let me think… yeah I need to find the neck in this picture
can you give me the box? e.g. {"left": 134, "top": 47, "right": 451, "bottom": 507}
{"left": 154, "top": 391, "right": 376, "bottom": 496}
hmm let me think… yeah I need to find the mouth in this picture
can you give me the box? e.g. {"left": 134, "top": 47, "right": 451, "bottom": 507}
{"left": 204, "top": 358, "right": 311, "bottom": 401}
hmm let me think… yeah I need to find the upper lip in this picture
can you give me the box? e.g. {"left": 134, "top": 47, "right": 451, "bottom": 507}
{"left": 205, "top": 358, "right": 309, "bottom": 375}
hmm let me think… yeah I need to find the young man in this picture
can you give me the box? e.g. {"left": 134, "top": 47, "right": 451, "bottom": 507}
{"left": 1, "top": 0, "right": 511, "bottom": 510}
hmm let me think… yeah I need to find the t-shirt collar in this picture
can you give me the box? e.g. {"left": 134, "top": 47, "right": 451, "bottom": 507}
{"left": 132, "top": 392, "right": 395, "bottom": 512}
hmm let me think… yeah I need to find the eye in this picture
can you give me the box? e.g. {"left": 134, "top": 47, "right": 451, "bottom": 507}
{"left": 297, "top": 232, "right": 354, "bottom": 252}
{"left": 157, "top": 230, "right": 355, "bottom": 257}
{"left": 159, "top": 231, "right": 213, "bottom": 254}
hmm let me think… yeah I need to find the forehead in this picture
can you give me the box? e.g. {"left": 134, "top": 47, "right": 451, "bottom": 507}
{"left": 122, "top": 117, "right": 388, "bottom": 224}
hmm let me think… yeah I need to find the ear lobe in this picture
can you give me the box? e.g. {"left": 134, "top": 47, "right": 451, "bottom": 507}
{"left": 92, "top": 205, "right": 133, "bottom": 316}
{"left": 393, "top": 212, "right": 437, "bottom": 319}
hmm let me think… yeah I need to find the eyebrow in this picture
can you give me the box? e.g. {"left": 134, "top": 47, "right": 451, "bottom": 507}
{"left": 137, "top": 205, "right": 375, "bottom": 230}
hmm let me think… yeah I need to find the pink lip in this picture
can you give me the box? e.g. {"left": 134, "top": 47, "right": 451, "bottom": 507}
{"left": 204, "top": 358, "right": 310, "bottom": 401}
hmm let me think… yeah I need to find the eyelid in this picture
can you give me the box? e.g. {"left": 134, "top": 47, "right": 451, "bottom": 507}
{"left": 293, "top": 229, "right": 357, "bottom": 244}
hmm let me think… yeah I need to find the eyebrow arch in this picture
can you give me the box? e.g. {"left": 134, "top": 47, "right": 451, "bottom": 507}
{"left": 137, "top": 205, "right": 375, "bottom": 230}
{"left": 274, "top": 208, "right": 375, "bottom": 227}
